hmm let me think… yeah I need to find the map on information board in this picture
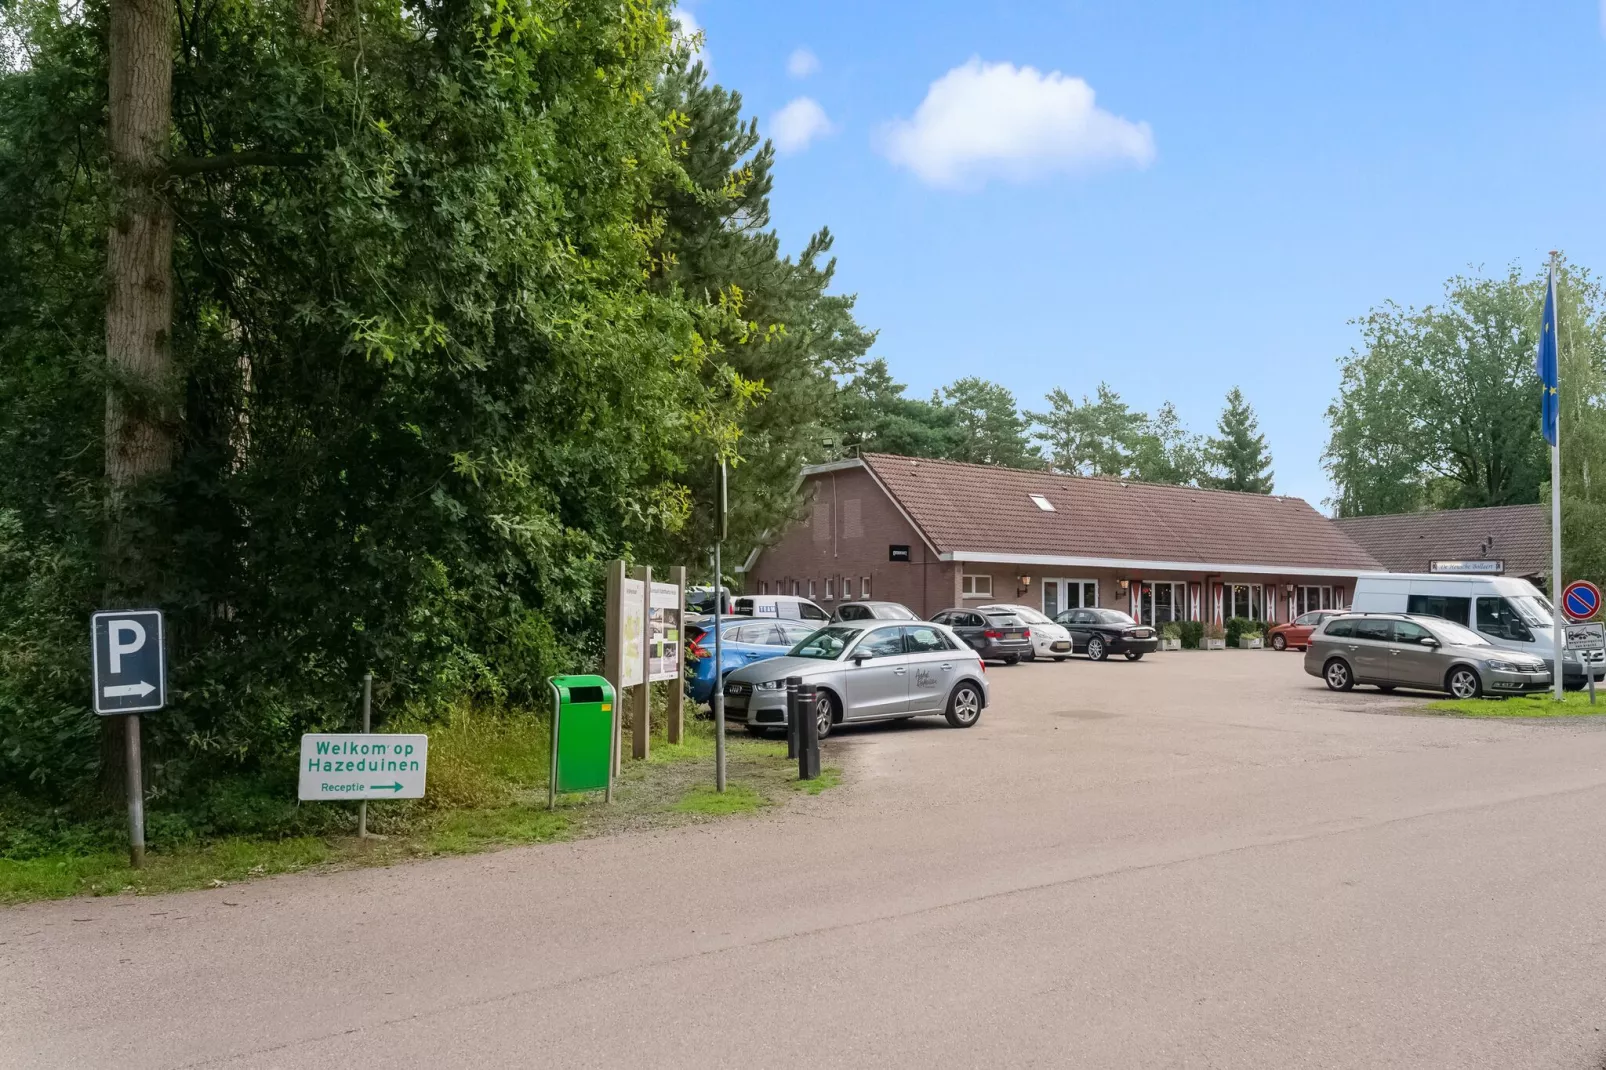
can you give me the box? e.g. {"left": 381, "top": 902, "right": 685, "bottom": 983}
{"left": 620, "top": 577, "right": 645, "bottom": 687}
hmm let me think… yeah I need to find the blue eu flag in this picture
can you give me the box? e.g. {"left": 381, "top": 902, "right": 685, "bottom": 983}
{"left": 1537, "top": 265, "right": 1559, "bottom": 447}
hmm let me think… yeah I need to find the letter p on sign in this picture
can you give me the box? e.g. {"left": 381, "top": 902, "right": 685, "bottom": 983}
{"left": 92, "top": 610, "right": 166, "bottom": 715}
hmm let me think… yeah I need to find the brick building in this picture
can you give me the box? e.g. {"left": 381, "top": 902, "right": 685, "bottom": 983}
{"left": 1333, "top": 504, "right": 1547, "bottom": 587}
{"left": 740, "top": 453, "right": 1386, "bottom": 626}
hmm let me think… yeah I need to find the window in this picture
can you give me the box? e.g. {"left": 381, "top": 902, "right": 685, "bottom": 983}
{"left": 1407, "top": 594, "right": 1470, "bottom": 626}
{"left": 779, "top": 623, "right": 818, "bottom": 647}
{"left": 799, "top": 601, "right": 829, "bottom": 621}
{"left": 1352, "top": 619, "right": 1393, "bottom": 642}
{"left": 1297, "top": 586, "right": 1337, "bottom": 616}
{"left": 961, "top": 574, "right": 993, "bottom": 598}
{"left": 759, "top": 581, "right": 768, "bottom": 596}
{"left": 1477, "top": 597, "right": 1536, "bottom": 642}
{"left": 1136, "top": 581, "right": 1185, "bottom": 626}
{"left": 1392, "top": 620, "right": 1435, "bottom": 646}
{"left": 1324, "top": 618, "right": 1355, "bottom": 638}
{"left": 824, "top": 576, "right": 834, "bottom": 600}
{"left": 854, "top": 628, "right": 906, "bottom": 660}
{"left": 837, "top": 604, "right": 870, "bottom": 621}
{"left": 1029, "top": 494, "right": 1055, "bottom": 512}
{"left": 1222, "top": 584, "right": 1266, "bottom": 622}
{"left": 903, "top": 625, "right": 954, "bottom": 653}
{"left": 843, "top": 577, "right": 856, "bottom": 600}
{"left": 808, "top": 579, "right": 816, "bottom": 600}
{"left": 861, "top": 576, "right": 871, "bottom": 599}
{"left": 1295, "top": 612, "right": 1319, "bottom": 627}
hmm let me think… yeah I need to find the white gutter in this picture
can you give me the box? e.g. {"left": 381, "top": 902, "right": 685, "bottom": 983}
{"left": 940, "top": 549, "right": 1384, "bottom": 580}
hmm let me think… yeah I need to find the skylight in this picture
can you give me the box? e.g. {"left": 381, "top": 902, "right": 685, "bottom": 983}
{"left": 1029, "top": 494, "right": 1055, "bottom": 512}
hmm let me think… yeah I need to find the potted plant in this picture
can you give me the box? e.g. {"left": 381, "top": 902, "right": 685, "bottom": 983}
{"left": 1159, "top": 622, "right": 1183, "bottom": 651}
{"left": 1237, "top": 629, "right": 1263, "bottom": 650}
{"left": 1202, "top": 621, "right": 1226, "bottom": 650}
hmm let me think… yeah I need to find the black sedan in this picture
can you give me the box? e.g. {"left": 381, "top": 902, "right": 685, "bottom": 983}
{"left": 929, "top": 608, "right": 1033, "bottom": 664}
{"left": 1053, "top": 608, "right": 1158, "bottom": 661}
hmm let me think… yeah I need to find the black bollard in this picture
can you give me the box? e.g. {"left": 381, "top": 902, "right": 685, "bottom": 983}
{"left": 785, "top": 677, "right": 802, "bottom": 759}
{"left": 796, "top": 681, "right": 821, "bottom": 781}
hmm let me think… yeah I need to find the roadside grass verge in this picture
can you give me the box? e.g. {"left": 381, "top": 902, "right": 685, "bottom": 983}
{"left": 0, "top": 706, "right": 830, "bottom": 905}
{"left": 1427, "top": 691, "right": 1606, "bottom": 718}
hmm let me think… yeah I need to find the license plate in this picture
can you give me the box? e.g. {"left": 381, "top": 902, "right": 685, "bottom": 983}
{"left": 1007, "top": 631, "right": 1024, "bottom": 640}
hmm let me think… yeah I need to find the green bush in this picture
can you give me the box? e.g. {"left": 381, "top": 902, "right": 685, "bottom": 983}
{"left": 1160, "top": 621, "right": 1183, "bottom": 641}
{"left": 1178, "top": 621, "right": 1204, "bottom": 649}
{"left": 1225, "top": 617, "right": 1260, "bottom": 646}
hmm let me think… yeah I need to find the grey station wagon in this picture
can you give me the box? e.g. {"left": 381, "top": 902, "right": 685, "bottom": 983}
{"left": 1304, "top": 613, "right": 1551, "bottom": 699}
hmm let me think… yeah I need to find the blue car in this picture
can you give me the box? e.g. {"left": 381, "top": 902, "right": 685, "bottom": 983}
{"left": 685, "top": 619, "right": 820, "bottom": 705}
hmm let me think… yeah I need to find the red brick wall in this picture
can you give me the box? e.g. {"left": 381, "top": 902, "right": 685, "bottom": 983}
{"left": 745, "top": 465, "right": 956, "bottom": 617}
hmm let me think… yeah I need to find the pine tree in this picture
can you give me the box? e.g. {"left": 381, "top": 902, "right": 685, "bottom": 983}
{"left": 942, "top": 378, "right": 1041, "bottom": 469}
{"left": 1203, "top": 388, "right": 1275, "bottom": 493}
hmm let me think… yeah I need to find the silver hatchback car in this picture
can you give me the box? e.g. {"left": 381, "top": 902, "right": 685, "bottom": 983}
{"left": 721, "top": 619, "right": 990, "bottom": 738}
{"left": 1304, "top": 612, "right": 1551, "bottom": 699}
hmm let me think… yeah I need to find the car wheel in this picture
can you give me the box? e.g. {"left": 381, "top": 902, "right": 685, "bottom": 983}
{"left": 1086, "top": 636, "right": 1107, "bottom": 662}
{"left": 1002, "top": 655, "right": 1020, "bottom": 665}
{"left": 1446, "top": 667, "right": 1482, "bottom": 700}
{"left": 1271, "top": 633, "right": 1287, "bottom": 651}
{"left": 814, "top": 690, "right": 837, "bottom": 740}
{"left": 1324, "top": 658, "right": 1353, "bottom": 692}
{"left": 944, "top": 682, "right": 983, "bottom": 728}
{"left": 1125, "top": 651, "right": 1144, "bottom": 661}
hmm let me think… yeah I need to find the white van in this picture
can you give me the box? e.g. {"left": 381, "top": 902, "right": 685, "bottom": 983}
{"left": 1350, "top": 574, "right": 1605, "bottom": 688}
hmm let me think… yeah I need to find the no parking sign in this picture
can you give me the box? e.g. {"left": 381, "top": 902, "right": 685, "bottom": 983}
{"left": 1562, "top": 580, "right": 1602, "bottom": 623}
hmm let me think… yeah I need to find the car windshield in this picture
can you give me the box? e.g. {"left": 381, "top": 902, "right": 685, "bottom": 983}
{"left": 1011, "top": 607, "right": 1052, "bottom": 625}
{"left": 1426, "top": 619, "right": 1491, "bottom": 647}
{"left": 788, "top": 626, "right": 858, "bottom": 660}
{"left": 1508, "top": 596, "right": 1553, "bottom": 627}
{"left": 1091, "top": 609, "right": 1136, "bottom": 625}
{"left": 985, "top": 613, "right": 1024, "bottom": 627}
{"left": 883, "top": 604, "right": 918, "bottom": 620}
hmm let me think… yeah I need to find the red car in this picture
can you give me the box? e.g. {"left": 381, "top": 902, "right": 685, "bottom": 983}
{"left": 1266, "top": 609, "right": 1345, "bottom": 651}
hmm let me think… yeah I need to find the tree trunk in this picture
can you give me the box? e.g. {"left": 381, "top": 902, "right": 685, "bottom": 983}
{"left": 101, "top": 0, "right": 174, "bottom": 801}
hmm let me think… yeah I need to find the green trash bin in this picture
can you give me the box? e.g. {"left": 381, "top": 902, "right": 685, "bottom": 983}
{"left": 549, "top": 675, "right": 616, "bottom": 809}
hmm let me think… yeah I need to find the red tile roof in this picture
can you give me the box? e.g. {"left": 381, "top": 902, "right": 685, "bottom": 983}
{"left": 857, "top": 453, "right": 1383, "bottom": 572}
{"left": 1333, "top": 505, "right": 1546, "bottom": 578}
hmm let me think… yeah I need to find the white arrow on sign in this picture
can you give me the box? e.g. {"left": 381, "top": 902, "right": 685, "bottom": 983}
{"left": 103, "top": 682, "right": 156, "bottom": 699}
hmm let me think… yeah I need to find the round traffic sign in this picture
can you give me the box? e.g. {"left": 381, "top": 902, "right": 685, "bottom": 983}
{"left": 1562, "top": 580, "right": 1602, "bottom": 622}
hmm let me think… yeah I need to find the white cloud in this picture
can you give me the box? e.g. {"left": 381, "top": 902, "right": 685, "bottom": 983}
{"left": 787, "top": 47, "right": 820, "bottom": 78}
{"left": 771, "top": 97, "right": 835, "bottom": 154}
{"left": 673, "top": 6, "right": 709, "bottom": 72}
{"left": 879, "top": 58, "right": 1155, "bottom": 190}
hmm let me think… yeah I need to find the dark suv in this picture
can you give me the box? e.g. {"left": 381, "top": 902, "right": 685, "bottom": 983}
{"left": 929, "top": 608, "right": 1032, "bottom": 664}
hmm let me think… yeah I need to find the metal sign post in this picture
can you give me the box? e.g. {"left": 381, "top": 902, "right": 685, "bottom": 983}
{"left": 91, "top": 609, "right": 167, "bottom": 868}
{"left": 359, "top": 674, "right": 373, "bottom": 838}
{"left": 713, "top": 459, "right": 727, "bottom": 793}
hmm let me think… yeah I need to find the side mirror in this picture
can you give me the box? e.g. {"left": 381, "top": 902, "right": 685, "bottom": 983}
{"left": 853, "top": 655, "right": 866, "bottom": 667}
{"left": 1421, "top": 638, "right": 1440, "bottom": 648}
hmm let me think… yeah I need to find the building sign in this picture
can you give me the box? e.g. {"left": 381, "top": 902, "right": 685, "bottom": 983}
{"left": 298, "top": 734, "right": 428, "bottom": 800}
{"left": 647, "top": 581, "right": 681, "bottom": 682}
{"left": 1429, "top": 560, "right": 1504, "bottom": 575}
{"left": 889, "top": 544, "right": 911, "bottom": 562}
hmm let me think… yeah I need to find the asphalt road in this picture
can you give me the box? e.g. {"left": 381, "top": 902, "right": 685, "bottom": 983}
{"left": 9, "top": 652, "right": 1606, "bottom": 1069}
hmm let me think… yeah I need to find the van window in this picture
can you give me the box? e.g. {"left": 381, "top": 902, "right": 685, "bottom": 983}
{"left": 799, "top": 601, "right": 829, "bottom": 621}
{"left": 1407, "top": 594, "right": 1470, "bottom": 626}
{"left": 732, "top": 598, "right": 754, "bottom": 616}
{"left": 1477, "top": 597, "right": 1535, "bottom": 642}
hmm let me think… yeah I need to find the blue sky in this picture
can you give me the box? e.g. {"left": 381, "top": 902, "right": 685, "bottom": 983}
{"left": 677, "top": 1, "right": 1606, "bottom": 511}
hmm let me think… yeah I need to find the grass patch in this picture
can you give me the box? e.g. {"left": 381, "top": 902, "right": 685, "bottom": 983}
{"left": 1, "top": 700, "right": 834, "bottom": 905}
{"left": 791, "top": 766, "right": 842, "bottom": 795}
{"left": 672, "top": 782, "right": 766, "bottom": 816}
{"left": 1427, "top": 690, "right": 1606, "bottom": 717}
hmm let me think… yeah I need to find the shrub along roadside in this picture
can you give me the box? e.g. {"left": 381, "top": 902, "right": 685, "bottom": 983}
{"left": 0, "top": 711, "right": 835, "bottom": 905}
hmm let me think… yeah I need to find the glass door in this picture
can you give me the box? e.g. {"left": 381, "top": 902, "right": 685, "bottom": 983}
{"left": 1044, "top": 579, "right": 1100, "bottom": 617}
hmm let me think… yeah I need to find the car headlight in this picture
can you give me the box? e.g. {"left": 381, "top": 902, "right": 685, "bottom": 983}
{"left": 1486, "top": 660, "right": 1521, "bottom": 672}
{"left": 756, "top": 680, "right": 785, "bottom": 691}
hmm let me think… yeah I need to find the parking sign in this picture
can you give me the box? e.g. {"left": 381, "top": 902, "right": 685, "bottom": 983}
{"left": 91, "top": 610, "right": 166, "bottom": 715}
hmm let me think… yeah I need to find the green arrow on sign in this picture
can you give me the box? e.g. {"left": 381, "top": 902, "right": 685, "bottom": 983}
{"left": 368, "top": 782, "right": 403, "bottom": 793}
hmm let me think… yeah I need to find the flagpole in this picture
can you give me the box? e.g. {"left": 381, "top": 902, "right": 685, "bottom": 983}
{"left": 1549, "top": 252, "right": 1565, "bottom": 701}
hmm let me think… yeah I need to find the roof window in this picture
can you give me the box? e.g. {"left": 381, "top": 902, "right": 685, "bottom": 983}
{"left": 1029, "top": 494, "right": 1055, "bottom": 512}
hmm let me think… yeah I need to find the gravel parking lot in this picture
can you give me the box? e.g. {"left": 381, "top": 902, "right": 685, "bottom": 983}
{"left": 10, "top": 650, "right": 1606, "bottom": 1069}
